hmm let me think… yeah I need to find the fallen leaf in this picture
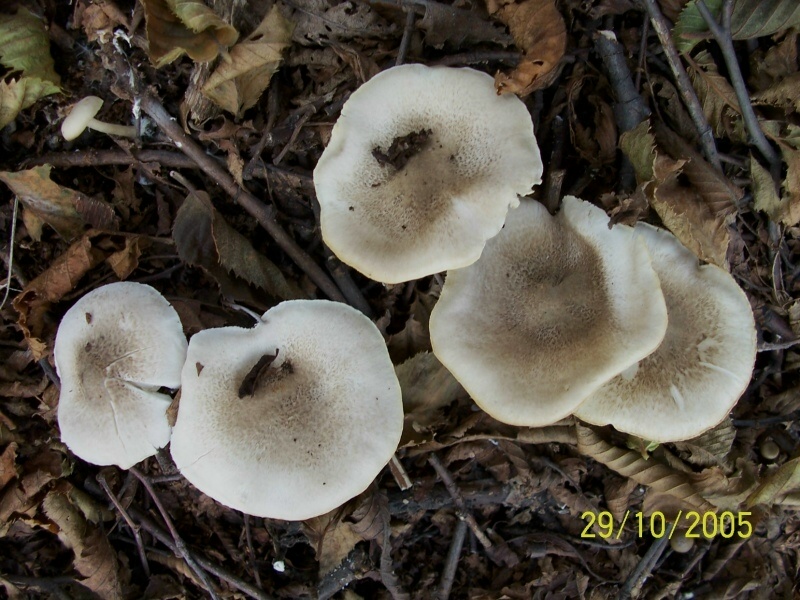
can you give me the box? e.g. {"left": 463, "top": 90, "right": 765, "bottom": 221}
{"left": 173, "top": 190, "right": 300, "bottom": 300}
{"left": 12, "top": 232, "right": 142, "bottom": 359}
{"left": 285, "top": 0, "right": 394, "bottom": 46}
{"left": 0, "top": 443, "right": 19, "bottom": 489}
{"left": 418, "top": 2, "right": 512, "bottom": 49}
{"left": 0, "top": 165, "right": 116, "bottom": 241}
{"left": 576, "top": 423, "right": 717, "bottom": 513}
{"left": 747, "top": 456, "right": 800, "bottom": 506}
{"left": 675, "top": 0, "right": 800, "bottom": 54}
{"left": 202, "top": 6, "right": 293, "bottom": 116}
{"left": 0, "top": 77, "right": 61, "bottom": 130}
{"left": 396, "top": 352, "right": 464, "bottom": 447}
{"left": 302, "top": 508, "right": 363, "bottom": 578}
{"left": 686, "top": 50, "right": 742, "bottom": 139}
{"left": 141, "top": 0, "right": 239, "bottom": 67}
{"left": 671, "top": 418, "right": 736, "bottom": 468}
{"left": 485, "top": 0, "right": 566, "bottom": 96}
{"left": 751, "top": 154, "right": 799, "bottom": 225}
{"left": 43, "top": 491, "right": 123, "bottom": 600}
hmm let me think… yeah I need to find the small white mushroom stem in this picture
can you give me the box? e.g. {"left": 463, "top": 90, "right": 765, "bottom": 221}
{"left": 87, "top": 118, "right": 136, "bottom": 138}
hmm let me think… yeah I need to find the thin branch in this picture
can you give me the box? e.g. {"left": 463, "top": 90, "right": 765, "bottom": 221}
{"left": 436, "top": 519, "right": 467, "bottom": 600}
{"left": 97, "top": 472, "right": 151, "bottom": 577}
{"left": 616, "top": 534, "right": 670, "bottom": 600}
{"left": 129, "top": 468, "right": 221, "bottom": 600}
{"left": 639, "top": 0, "right": 721, "bottom": 170}
{"left": 0, "top": 197, "right": 20, "bottom": 313}
{"left": 695, "top": 0, "right": 781, "bottom": 174}
{"left": 396, "top": 8, "right": 416, "bottom": 66}
{"left": 137, "top": 94, "right": 346, "bottom": 303}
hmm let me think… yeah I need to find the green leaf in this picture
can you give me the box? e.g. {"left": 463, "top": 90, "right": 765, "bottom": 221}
{"left": 675, "top": 0, "right": 800, "bottom": 54}
{"left": 0, "top": 7, "right": 60, "bottom": 84}
{"left": 619, "top": 119, "right": 656, "bottom": 183}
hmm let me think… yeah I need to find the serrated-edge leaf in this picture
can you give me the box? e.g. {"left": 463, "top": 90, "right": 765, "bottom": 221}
{"left": 620, "top": 119, "right": 656, "bottom": 183}
{"left": 576, "top": 423, "right": 717, "bottom": 512}
{"left": 686, "top": 50, "right": 741, "bottom": 138}
{"left": 674, "top": 0, "right": 722, "bottom": 54}
{"left": 730, "top": 0, "right": 800, "bottom": 41}
{"left": 0, "top": 7, "right": 61, "bottom": 85}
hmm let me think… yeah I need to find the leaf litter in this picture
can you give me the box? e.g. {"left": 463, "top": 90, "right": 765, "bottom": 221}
{"left": 0, "top": 0, "right": 799, "bottom": 598}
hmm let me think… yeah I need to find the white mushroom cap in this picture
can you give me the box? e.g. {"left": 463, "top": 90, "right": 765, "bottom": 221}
{"left": 61, "top": 96, "right": 104, "bottom": 141}
{"left": 54, "top": 282, "right": 188, "bottom": 469}
{"left": 170, "top": 300, "right": 404, "bottom": 520}
{"left": 574, "top": 224, "right": 757, "bottom": 442}
{"left": 314, "top": 64, "right": 543, "bottom": 284}
{"left": 429, "top": 197, "right": 669, "bottom": 426}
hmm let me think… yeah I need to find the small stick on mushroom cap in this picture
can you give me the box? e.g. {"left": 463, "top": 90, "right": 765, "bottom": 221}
{"left": 61, "top": 96, "right": 137, "bottom": 141}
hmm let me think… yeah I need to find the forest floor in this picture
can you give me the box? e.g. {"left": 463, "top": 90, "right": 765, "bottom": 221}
{"left": 0, "top": 0, "right": 799, "bottom": 598}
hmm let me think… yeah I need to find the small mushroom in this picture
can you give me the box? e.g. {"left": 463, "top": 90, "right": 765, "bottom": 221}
{"left": 61, "top": 96, "right": 137, "bottom": 141}
{"left": 54, "top": 282, "right": 188, "bottom": 468}
{"left": 314, "top": 64, "right": 543, "bottom": 284}
{"left": 170, "top": 300, "right": 404, "bottom": 520}
{"left": 429, "top": 197, "right": 668, "bottom": 426}
{"left": 574, "top": 224, "right": 757, "bottom": 442}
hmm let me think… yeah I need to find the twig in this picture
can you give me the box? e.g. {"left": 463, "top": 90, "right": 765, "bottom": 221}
{"left": 388, "top": 454, "right": 413, "bottom": 491}
{"left": 436, "top": 519, "right": 467, "bottom": 600}
{"left": 595, "top": 30, "right": 649, "bottom": 191}
{"left": 324, "top": 250, "right": 373, "bottom": 317}
{"left": 137, "top": 94, "right": 346, "bottom": 303}
{"left": 758, "top": 338, "right": 800, "bottom": 352}
{"left": 244, "top": 515, "right": 263, "bottom": 589}
{"left": 125, "top": 503, "right": 275, "bottom": 600}
{"left": 22, "top": 149, "right": 198, "bottom": 170}
{"left": 427, "top": 455, "right": 493, "bottom": 551}
{"left": 97, "top": 472, "right": 151, "bottom": 577}
{"left": 396, "top": 8, "right": 416, "bottom": 66}
{"left": 431, "top": 51, "right": 521, "bottom": 67}
{"left": 732, "top": 409, "right": 800, "bottom": 428}
{"left": 639, "top": 0, "right": 721, "bottom": 170}
{"left": 130, "top": 468, "right": 221, "bottom": 600}
{"left": 695, "top": 0, "right": 781, "bottom": 174}
{"left": 318, "top": 546, "right": 371, "bottom": 600}
{"left": 0, "top": 197, "right": 19, "bottom": 313}
{"left": 616, "top": 534, "right": 670, "bottom": 600}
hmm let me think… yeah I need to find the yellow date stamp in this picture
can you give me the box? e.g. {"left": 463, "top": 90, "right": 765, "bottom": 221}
{"left": 580, "top": 510, "right": 754, "bottom": 540}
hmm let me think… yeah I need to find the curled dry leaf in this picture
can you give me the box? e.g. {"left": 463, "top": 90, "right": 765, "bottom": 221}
{"left": 141, "top": 0, "right": 239, "bottom": 68}
{"left": 43, "top": 491, "right": 123, "bottom": 600}
{"left": 202, "top": 6, "right": 293, "bottom": 116}
{"left": 747, "top": 456, "right": 800, "bottom": 507}
{"left": 0, "top": 166, "right": 116, "bottom": 241}
{"left": 418, "top": 1, "right": 512, "bottom": 49}
{"left": 576, "top": 423, "right": 717, "bottom": 513}
{"left": 485, "top": 0, "right": 566, "bottom": 96}
{"left": 620, "top": 119, "right": 741, "bottom": 267}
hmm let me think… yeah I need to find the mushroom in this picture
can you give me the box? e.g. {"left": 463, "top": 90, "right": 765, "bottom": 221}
{"left": 169, "top": 299, "right": 404, "bottom": 520}
{"left": 313, "top": 64, "right": 543, "bottom": 284}
{"left": 60, "top": 96, "right": 137, "bottom": 141}
{"left": 54, "top": 282, "right": 188, "bottom": 469}
{"left": 429, "top": 197, "right": 668, "bottom": 426}
{"left": 573, "top": 223, "right": 756, "bottom": 442}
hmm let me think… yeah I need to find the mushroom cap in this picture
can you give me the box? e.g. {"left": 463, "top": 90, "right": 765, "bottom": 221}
{"left": 170, "top": 300, "right": 404, "bottom": 520}
{"left": 313, "top": 64, "right": 543, "bottom": 284}
{"left": 429, "top": 197, "right": 669, "bottom": 426}
{"left": 573, "top": 223, "right": 756, "bottom": 442}
{"left": 61, "top": 96, "right": 104, "bottom": 141}
{"left": 54, "top": 282, "right": 188, "bottom": 469}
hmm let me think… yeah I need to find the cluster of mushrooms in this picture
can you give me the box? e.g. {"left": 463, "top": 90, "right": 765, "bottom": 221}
{"left": 54, "top": 65, "right": 757, "bottom": 522}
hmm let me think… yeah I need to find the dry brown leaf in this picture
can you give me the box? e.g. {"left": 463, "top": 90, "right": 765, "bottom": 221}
{"left": 485, "top": 0, "right": 566, "bottom": 96}
{"left": 747, "top": 457, "right": 800, "bottom": 506}
{"left": 302, "top": 508, "right": 363, "bottom": 578}
{"left": 604, "top": 475, "right": 638, "bottom": 522}
{"left": 173, "top": 191, "right": 299, "bottom": 300}
{"left": 141, "top": 0, "right": 239, "bottom": 68}
{"left": 396, "top": 352, "right": 463, "bottom": 448}
{"left": 43, "top": 491, "right": 123, "bottom": 600}
{"left": 686, "top": 50, "right": 742, "bottom": 140}
{"left": 671, "top": 418, "right": 737, "bottom": 468}
{"left": 202, "top": 6, "right": 293, "bottom": 116}
{"left": 418, "top": 2, "right": 512, "bottom": 49}
{"left": 12, "top": 231, "right": 142, "bottom": 360}
{"left": 0, "top": 443, "right": 19, "bottom": 489}
{"left": 0, "top": 165, "right": 115, "bottom": 241}
{"left": 576, "top": 423, "right": 717, "bottom": 513}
